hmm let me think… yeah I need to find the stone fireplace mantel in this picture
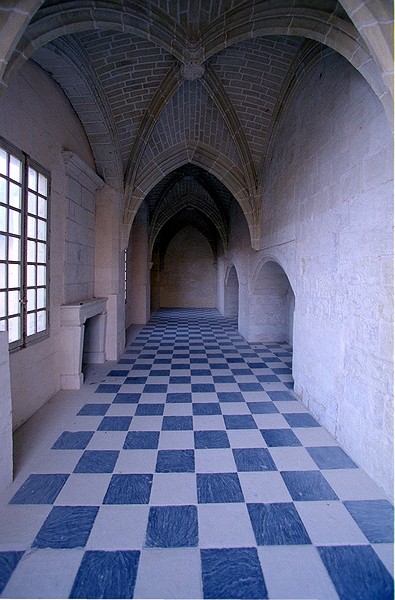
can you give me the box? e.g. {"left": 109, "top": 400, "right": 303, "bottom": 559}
{"left": 60, "top": 297, "right": 107, "bottom": 389}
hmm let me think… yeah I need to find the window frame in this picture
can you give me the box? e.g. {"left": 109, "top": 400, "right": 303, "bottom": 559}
{"left": 0, "top": 136, "right": 50, "bottom": 351}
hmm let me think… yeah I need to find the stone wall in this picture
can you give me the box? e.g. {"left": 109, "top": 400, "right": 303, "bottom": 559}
{"left": 159, "top": 226, "right": 217, "bottom": 308}
{"left": 0, "top": 60, "right": 95, "bottom": 428}
{"left": 247, "top": 52, "right": 393, "bottom": 497}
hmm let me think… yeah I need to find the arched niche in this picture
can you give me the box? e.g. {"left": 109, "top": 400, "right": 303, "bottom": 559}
{"left": 250, "top": 260, "right": 295, "bottom": 345}
{"left": 224, "top": 265, "right": 239, "bottom": 319}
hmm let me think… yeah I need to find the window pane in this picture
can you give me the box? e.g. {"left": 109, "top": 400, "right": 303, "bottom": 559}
{"left": 0, "top": 150, "right": 6, "bottom": 175}
{"left": 28, "top": 167, "right": 37, "bottom": 191}
{"left": 10, "top": 183, "right": 21, "bottom": 209}
{"left": 37, "top": 265, "right": 46, "bottom": 286}
{"left": 27, "top": 240, "right": 36, "bottom": 262}
{"left": 8, "top": 237, "right": 20, "bottom": 261}
{"left": 8, "top": 264, "right": 20, "bottom": 288}
{"left": 8, "top": 316, "right": 21, "bottom": 343}
{"left": 27, "top": 215, "right": 36, "bottom": 238}
{"left": 9, "top": 209, "right": 21, "bottom": 235}
{"left": 28, "top": 191, "right": 37, "bottom": 215}
{"left": 37, "top": 219, "right": 46, "bottom": 241}
{"left": 0, "top": 292, "right": 6, "bottom": 317}
{"left": 37, "top": 310, "right": 46, "bottom": 332}
{"left": 8, "top": 290, "right": 20, "bottom": 314}
{"left": 37, "top": 288, "right": 46, "bottom": 309}
{"left": 0, "top": 177, "right": 6, "bottom": 203}
{"left": 38, "top": 174, "right": 48, "bottom": 196}
{"left": 27, "top": 288, "right": 36, "bottom": 310}
{"left": 37, "top": 196, "right": 47, "bottom": 218}
{"left": 9, "top": 155, "right": 22, "bottom": 183}
{"left": 37, "top": 242, "right": 46, "bottom": 262}
{"left": 0, "top": 205, "right": 6, "bottom": 232}
{"left": 0, "top": 235, "right": 6, "bottom": 260}
{"left": 0, "top": 264, "right": 5, "bottom": 289}
{"left": 27, "top": 312, "right": 36, "bottom": 336}
{"left": 27, "top": 264, "right": 36, "bottom": 287}
{"left": 0, "top": 319, "right": 5, "bottom": 332}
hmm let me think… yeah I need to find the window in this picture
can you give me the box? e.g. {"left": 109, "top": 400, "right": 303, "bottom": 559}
{"left": 0, "top": 138, "right": 50, "bottom": 350}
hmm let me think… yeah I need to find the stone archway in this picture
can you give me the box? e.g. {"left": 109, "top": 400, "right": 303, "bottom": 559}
{"left": 249, "top": 260, "right": 295, "bottom": 345}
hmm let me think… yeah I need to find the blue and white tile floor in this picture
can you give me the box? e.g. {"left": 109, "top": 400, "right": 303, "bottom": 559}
{"left": 0, "top": 308, "right": 393, "bottom": 599}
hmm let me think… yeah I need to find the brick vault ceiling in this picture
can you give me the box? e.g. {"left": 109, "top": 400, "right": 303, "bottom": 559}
{"left": 28, "top": 0, "right": 355, "bottom": 249}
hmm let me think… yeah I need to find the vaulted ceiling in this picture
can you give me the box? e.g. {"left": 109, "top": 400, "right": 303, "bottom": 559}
{"left": 1, "top": 0, "right": 392, "bottom": 253}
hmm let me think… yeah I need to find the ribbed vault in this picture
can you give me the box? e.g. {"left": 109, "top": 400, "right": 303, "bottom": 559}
{"left": 0, "top": 0, "right": 392, "bottom": 251}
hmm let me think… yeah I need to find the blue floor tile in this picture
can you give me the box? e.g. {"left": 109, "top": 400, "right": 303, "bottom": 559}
{"left": 0, "top": 551, "right": 24, "bottom": 593}
{"left": 123, "top": 431, "right": 160, "bottom": 450}
{"left": 33, "top": 506, "right": 98, "bottom": 548}
{"left": 248, "top": 502, "right": 311, "bottom": 545}
{"left": 162, "top": 416, "right": 193, "bottom": 430}
{"left": 281, "top": 470, "right": 339, "bottom": 501}
{"left": 77, "top": 404, "right": 110, "bottom": 416}
{"left": 261, "top": 429, "right": 302, "bottom": 447}
{"left": 283, "top": 413, "right": 320, "bottom": 428}
{"left": 51, "top": 431, "right": 94, "bottom": 450}
{"left": 156, "top": 450, "right": 195, "bottom": 473}
{"left": 272, "top": 367, "right": 292, "bottom": 374}
{"left": 233, "top": 448, "right": 277, "bottom": 471}
{"left": 166, "top": 392, "right": 192, "bottom": 403}
{"left": 318, "top": 545, "right": 394, "bottom": 600}
{"left": 70, "top": 550, "right": 140, "bottom": 599}
{"left": 143, "top": 384, "right": 168, "bottom": 393}
{"left": 193, "top": 403, "right": 222, "bottom": 415}
{"left": 238, "top": 382, "right": 263, "bottom": 392}
{"left": 9, "top": 474, "right": 69, "bottom": 504}
{"left": 232, "top": 369, "right": 253, "bottom": 376}
{"left": 113, "top": 393, "right": 140, "bottom": 404}
{"left": 224, "top": 415, "right": 257, "bottom": 429}
{"left": 74, "top": 450, "right": 119, "bottom": 473}
{"left": 145, "top": 505, "right": 198, "bottom": 548}
{"left": 125, "top": 377, "right": 147, "bottom": 385}
{"left": 95, "top": 384, "right": 121, "bottom": 394}
{"left": 98, "top": 416, "right": 132, "bottom": 431}
{"left": 217, "top": 392, "right": 244, "bottom": 402}
{"left": 194, "top": 430, "right": 230, "bottom": 449}
{"left": 267, "top": 391, "right": 296, "bottom": 401}
{"left": 103, "top": 474, "right": 153, "bottom": 504}
{"left": 191, "top": 369, "right": 211, "bottom": 376}
{"left": 201, "top": 547, "right": 268, "bottom": 599}
{"left": 197, "top": 473, "right": 244, "bottom": 503}
{"left": 169, "top": 377, "right": 191, "bottom": 384}
{"left": 135, "top": 403, "right": 164, "bottom": 416}
{"left": 150, "top": 369, "right": 170, "bottom": 377}
{"left": 248, "top": 402, "right": 279, "bottom": 414}
{"left": 213, "top": 375, "right": 236, "bottom": 383}
{"left": 257, "top": 374, "right": 280, "bottom": 382}
{"left": 192, "top": 384, "right": 216, "bottom": 393}
{"left": 107, "top": 370, "right": 129, "bottom": 377}
{"left": 343, "top": 500, "right": 394, "bottom": 543}
{"left": 307, "top": 446, "right": 358, "bottom": 469}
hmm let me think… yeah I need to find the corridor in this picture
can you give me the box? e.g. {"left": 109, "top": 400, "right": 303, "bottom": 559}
{"left": 0, "top": 308, "right": 393, "bottom": 599}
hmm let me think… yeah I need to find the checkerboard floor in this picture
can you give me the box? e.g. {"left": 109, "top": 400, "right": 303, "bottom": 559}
{"left": 0, "top": 308, "right": 393, "bottom": 599}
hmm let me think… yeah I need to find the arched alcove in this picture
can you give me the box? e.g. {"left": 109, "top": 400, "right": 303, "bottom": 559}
{"left": 250, "top": 260, "right": 295, "bottom": 345}
{"left": 224, "top": 265, "right": 239, "bottom": 319}
{"left": 159, "top": 226, "right": 217, "bottom": 308}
